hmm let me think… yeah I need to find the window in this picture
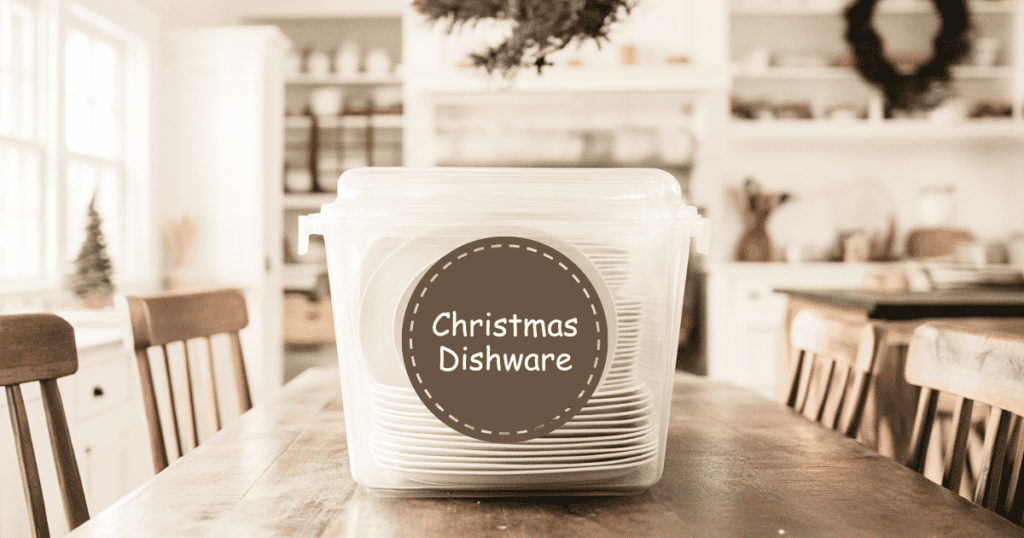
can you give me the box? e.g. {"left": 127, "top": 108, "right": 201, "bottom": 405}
{"left": 0, "top": 0, "right": 43, "bottom": 282}
{"left": 0, "top": 0, "right": 148, "bottom": 295}
{"left": 64, "top": 29, "right": 124, "bottom": 272}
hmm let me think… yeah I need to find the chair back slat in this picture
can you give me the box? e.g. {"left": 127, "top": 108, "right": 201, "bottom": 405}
{"left": 133, "top": 349, "right": 169, "bottom": 472}
{"left": 905, "top": 321, "right": 1024, "bottom": 523}
{"left": 179, "top": 342, "right": 199, "bottom": 451}
{"left": 39, "top": 379, "right": 88, "bottom": 529}
{"left": 785, "top": 310, "right": 880, "bottom": 439}
{"left": 975, "top": 407, "right": 1014, "bottom": 511}
{"left": 115, "top": 287, "right": 253, "bottom": 473}
{"left": 942, "top": 396, "right": 975, "bottom": 493}
{"left": 158, "top": 344, "right": 184, "bottom": 460}
{"left": 996, "top": 416, "right": 1023, "bottom": 520}
{"left": 228, "top": 332, "right": 252, "bottom": 413}
{"left": 202, "top": 336, "right": 221, "bottom": 432}
{"left": 1, "top": 313, "right": 89, "bottom": 537}
{"left": 6, "top": 385, "right": 49, "bottom": 538}
{"left": 907, "top": 388, "right": 940, "bottom": 474}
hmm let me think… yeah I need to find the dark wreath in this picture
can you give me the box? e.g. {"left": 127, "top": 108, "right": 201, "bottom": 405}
{"left": 845, "top": 0, "right": 971, "bottom": 112}
{"left": 417, "top": 0, "right": 636, "bottom": 78}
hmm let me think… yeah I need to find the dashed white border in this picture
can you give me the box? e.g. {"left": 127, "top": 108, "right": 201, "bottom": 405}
{"left": 403, "top": 237, "right": 608, "bottom": 443}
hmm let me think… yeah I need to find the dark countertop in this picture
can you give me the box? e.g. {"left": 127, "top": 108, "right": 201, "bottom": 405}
{"left": 775, "top": 287, "right": 1024, "bottom": 320}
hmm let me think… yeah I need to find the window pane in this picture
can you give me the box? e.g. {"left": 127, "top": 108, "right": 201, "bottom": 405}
{"left": 65, "top": 95, "right": 91, "bottom": 152}
{"left": 0, "top": 143, "right": 42, "bottom": 279}
{"left": 0, "top": 72, "right": 10, "bottom": 135}
{"left": 97, "top": 165, "right": 121, "bottom": 269}
{"left": 92, "top": 104, "right": 114, "bottom": 157}
{"left": 0, "top": 2, "right": 35, "bottom": 140}
{"left": 65, "top": 160, "right": 96, "bottom": 263}
{"left": 19, "top": 77, "right": 32, "bottom": 138}
{"left": 11, "top": 3, "right": 32, "bottom": 76}
{"left": 91, "top": 42, "right": 113, "bottom": 106}
{"left": 1, "top": 2, "right": 12, "bottom": 70}
{"left": 66, "top": 160, "right": 120, "bottom": 273}
{"left": 65, "top": 32, "right": 90, "bottom": 98}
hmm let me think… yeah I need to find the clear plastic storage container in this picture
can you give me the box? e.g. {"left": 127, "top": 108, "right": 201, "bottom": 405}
{"left": 299, "top": 167, "right": 708, "bottom": 496}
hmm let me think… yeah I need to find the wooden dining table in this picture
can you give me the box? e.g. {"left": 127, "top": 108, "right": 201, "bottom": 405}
{"left": 67, "top": 367, "right": 1024, "bottom": 537}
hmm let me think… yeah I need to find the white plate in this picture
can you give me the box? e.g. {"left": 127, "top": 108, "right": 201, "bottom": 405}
{"left": 371, "top": 440, "right": 659, "bottom": 466}
{"left": 373, "top": 446, "right": 657, "bottom": 471}
{"left": 377, "top": 456, "right": 656, "bottom": 486}
{"left": 371, "top": 378, "right": 647, "bottom": 399}
{"left": 373, "top": 419, "right": 651, "bottom": 439}
{"left": 370, "top": 428, "right": 655, "bottom": 454}
{"left": 372, "top": 422, "right": 655, "bottom": 446}
{"left": 374, "top": 410, "right": 650, "bottom": 431}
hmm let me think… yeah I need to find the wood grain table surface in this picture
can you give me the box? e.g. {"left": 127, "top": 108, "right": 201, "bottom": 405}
{"left": 67, "top": 367, "right": 1024, "bottom": 538}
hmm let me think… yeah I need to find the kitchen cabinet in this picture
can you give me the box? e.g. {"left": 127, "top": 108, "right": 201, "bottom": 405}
{"left": 267, "top": 16, "right": 404, "bottom": 358}
{"left": 705, "top": 262, "right": 885, "bottom": 399}
{"left": 0, "top": 335, "right": 149, "bottom": 538}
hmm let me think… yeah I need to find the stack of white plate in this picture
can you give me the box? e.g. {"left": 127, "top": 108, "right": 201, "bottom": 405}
{"left": 360, "top": 231, "right": 657, "bottom": 486}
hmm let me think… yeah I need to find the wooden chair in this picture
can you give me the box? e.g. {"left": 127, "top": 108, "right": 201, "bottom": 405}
{"left": 115, "top": 287, "right": 252, "bottom": 473}
{"left": 905, "top": 320, "right": 1024, "bottom": 524}
{"left": 1, "top": 313, "right": 88, "bottom": 537}
{"left": 785, "top": 309, "right": 882, "bottom": 439}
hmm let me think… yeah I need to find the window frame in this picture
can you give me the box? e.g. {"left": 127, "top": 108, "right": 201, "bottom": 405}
{"left": 0, "top": 0, "right": 150, "bottom": 301}
{"left": 0, "top": 0, "right": 52, "bottom": 292}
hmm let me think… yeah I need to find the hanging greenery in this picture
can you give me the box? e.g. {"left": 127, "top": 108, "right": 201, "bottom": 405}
{"left": 417, "top": 0, "right": 636, "bottom": 78}
{"left": 844, "top": 0, "right": 971, "bottom": 113}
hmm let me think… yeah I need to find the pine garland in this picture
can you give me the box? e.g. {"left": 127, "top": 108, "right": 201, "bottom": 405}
{"left": 417, "top": 0, "right": 636, "bottom": 77}
{"left": 68, "top": 195, "right": 115, "bottom": 303}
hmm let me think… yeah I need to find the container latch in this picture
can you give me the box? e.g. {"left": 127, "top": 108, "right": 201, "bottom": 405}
{"left": 298, "top": 214, "right": 324, "bottom": 255}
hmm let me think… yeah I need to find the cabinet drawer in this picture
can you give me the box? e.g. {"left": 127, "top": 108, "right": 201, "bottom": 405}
{"left": 283, "top": 294, "right": 335, "bottom": 345}
{"left": 76, "top": 359, "right": 129, "bottom": 421}
{"left": 734, "top": 282, "right": 789, "bottom": 314}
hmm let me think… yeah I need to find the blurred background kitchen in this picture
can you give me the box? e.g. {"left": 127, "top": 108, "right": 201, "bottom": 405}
{"left": 2, "top": 0, "right": 1024, "bottom": 523}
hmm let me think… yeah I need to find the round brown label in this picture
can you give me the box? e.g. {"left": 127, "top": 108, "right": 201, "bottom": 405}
{"left": 401, "top": 236, "right": 609, "bottom": 443}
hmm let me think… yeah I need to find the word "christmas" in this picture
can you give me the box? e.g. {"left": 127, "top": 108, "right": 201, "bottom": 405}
{"left": 431, "top": 311, "right": 578, "bottom": 338}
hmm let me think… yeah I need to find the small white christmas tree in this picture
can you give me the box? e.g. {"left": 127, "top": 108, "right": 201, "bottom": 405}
{"left": 68, "top": 194, "right": 115, "bottom": 307}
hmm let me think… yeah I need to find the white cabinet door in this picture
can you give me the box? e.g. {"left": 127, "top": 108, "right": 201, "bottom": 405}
{"left": 706, "top": 263, "right": 873, "bottom": 400}
{"left": 161, "top": 26, "right": 288, "bottom": 403}
{"left": 75, "top": 409, "right": 148, "bottom": 514}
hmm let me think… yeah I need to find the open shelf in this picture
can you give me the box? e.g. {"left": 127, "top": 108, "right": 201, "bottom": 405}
{"left": 286, "top": 73, "right": 402, "bottom": 85}
{"left": 284, "top": 114, "right": 404, "bottom": 129}
{"left": 730, "top": 0, "right": 1017, "bottom": 15}
{"left": 728, "top": 119, "right": 1024, "bottom": 140}
{"left": 418, "top": 66, "right": 731, "bottom": 96}
{"left": 732, "top": 65, "right": 1015, "bottom": 79}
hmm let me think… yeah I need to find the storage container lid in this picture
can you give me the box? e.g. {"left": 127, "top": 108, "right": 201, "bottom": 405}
{"left": 300, "top": 167, "right": 709, "bottom": 252}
